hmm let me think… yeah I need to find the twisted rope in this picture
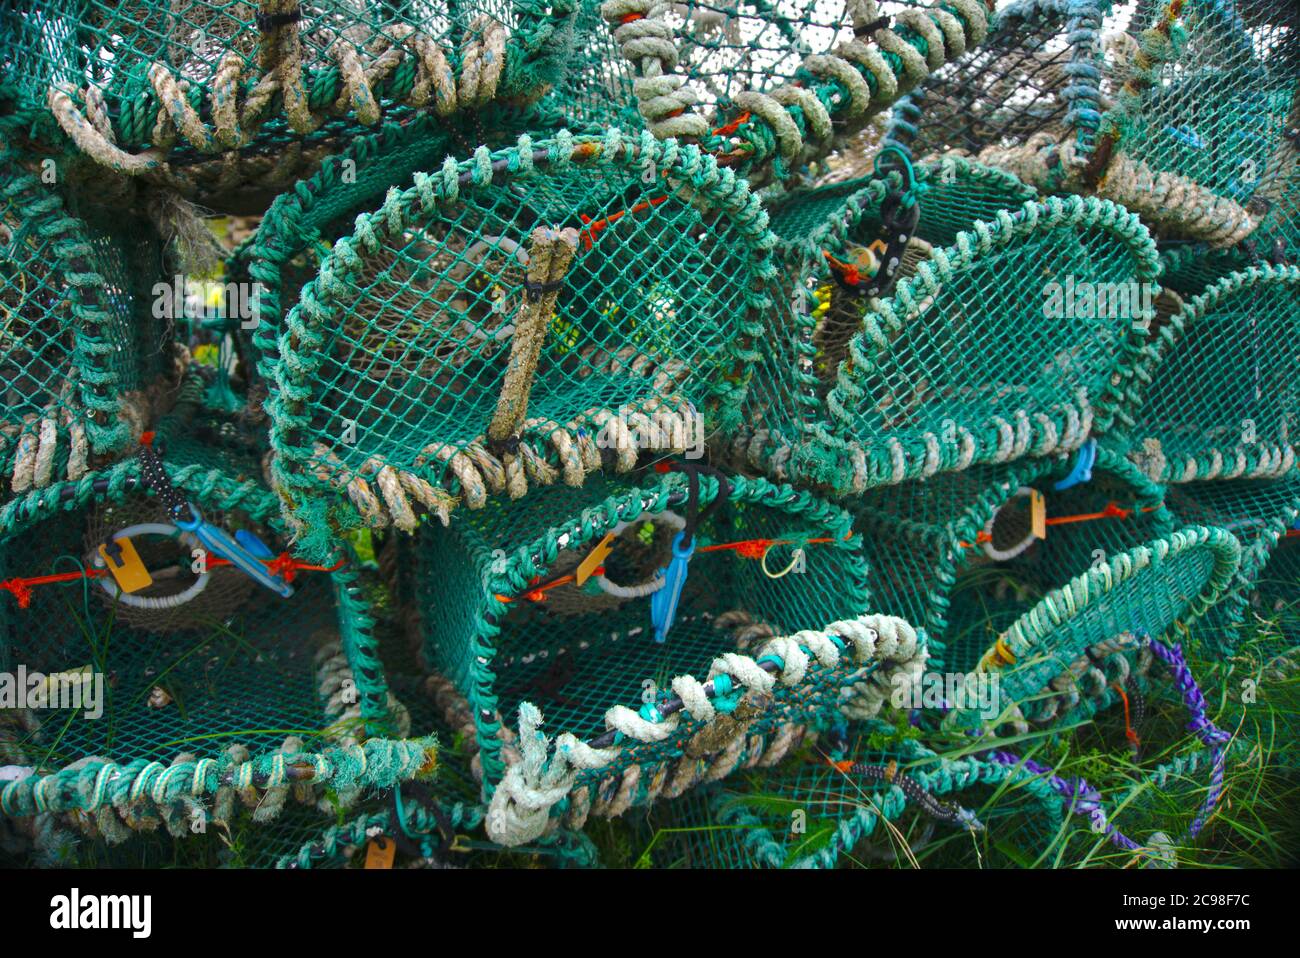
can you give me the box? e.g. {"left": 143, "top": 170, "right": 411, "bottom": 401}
{"left": 484, "top": 613, "right": 925, "bottom": 845}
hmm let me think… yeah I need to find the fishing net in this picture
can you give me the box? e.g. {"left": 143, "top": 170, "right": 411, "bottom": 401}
{"left": 731, "top": 193, "right": 1159, "bottom": 498}
{"left": 266, "top": 131, "right": 770, "bottom": 561}
{"left": 404, "top": 467, "right": 940, "bottom": 845}
{"left": 0, "top": 0, "right": 579, "bottom": 200}
{"left": 882, "top": 0, "right": 1106, "bottom": 163}
{"left": 0, "top": 141, "right": 180, "bottom": 497}
{"left": 1122, "top": 264, "right": 1300, "bottom": 485}
{"left": 978, "top": 0, "right": 1300, "bottom": 249}
{"left": 636, "top": 726, "right": 1070, "bottom": 867}
{"left": 601, "top": 0, "right": 1001, "bottom": 185}
{"left": 0, "top": 453, "right": 428, "bottom": 857}
{"left": 857, "top": 446, "right": 1173, "bottom": 670}
{"left": 1165, "top": 474, "right": 1300, "bottom": 645}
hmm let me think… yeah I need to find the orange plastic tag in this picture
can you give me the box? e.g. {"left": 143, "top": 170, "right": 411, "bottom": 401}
{"left": 1030, "top": 490, "right": 1047, "bottom": 541}
{"left": 575, "top": 531, "right": 616, "bottom": 586}
{"left": 364, "top": 837, "right": 395, "bottom": 869}
{"left": 98, "top": 537, "right": 153, "bottom": 595}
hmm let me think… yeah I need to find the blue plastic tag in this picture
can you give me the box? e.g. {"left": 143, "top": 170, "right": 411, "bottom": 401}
{"left": 176, "top": 503, "right": 294, "bottom": 598}
{"left": 650, "top": 531, "right": 696, "bottom": 644}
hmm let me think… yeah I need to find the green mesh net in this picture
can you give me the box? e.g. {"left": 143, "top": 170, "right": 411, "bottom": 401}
{"left": 856, "top": 446, "right": 1173, "bottom": 674}
{"left": 884, "top": 0, "right": 1106, "bottom": 163}
{"left": 410, "top": 469, "right": 877, "bottom": 817}
{"left": 266, "top": 131, "right": 769, "bottom": 561}
{"left": 974, "top": 0, "right": 1299, "bottom": 250}
{"left": 730, "top": 193, "right": 1159, "bottom": 497}
{"left": 1099, "top": 0, "right": 1299, "bottom": 245}
{"left": 1164, "top": 472, "right": 1300, "bottom": 650}
{"left": 1123, "top": 264, "right": 1300, "bottom": 484}
{"left": 0, "top": 142, "right": 176, "bottom": 495}
{"left": 634, "top": 725, "right": 1070, "bottom": 867}
{"left": 0, "top": 0, "right": 578, "bottom": 198}
{"left": 599, "top": 0, "right": 1004, "bottom": 185}
{"left": 0, "top": 452, "right": 428, "bottom": 855}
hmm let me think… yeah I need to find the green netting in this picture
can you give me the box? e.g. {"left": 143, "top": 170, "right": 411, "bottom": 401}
{"left": 1123, "top": 264, "right": 1300, "bottom": 483}
{"left": 767, "top": 154, "right": 1036, "bottom": 257}
{"left": 1102, "top": 0, "right": 1298, "bottom": 242}
{"left": 954, "top": 525, "right": 1239, "bottom": 727}
{"left": 537, "top": 0, "right": 639, "bottom": 132}
{"left": 267, "top": 131, "right": 768, "bottom": 561}
{"left": 601, "top": 0, "right": 1004, "bottom": 185}
{"left": 0, "top": 453, "right": 426, "bottom": 853}
{"left": 885, "top": 0, "right": 1106, "bottom": 162}
{"left": 0, "top": 141, "right": 177, "bottom": 495}
{"left": 856, "top": 446, "right": 1174, "bottom": 676}
{"left": 637, "top": 726, "right": 1069, "bottom": 867}
{"left": 0, "top": 0, "right": 578, "bottom": 199}
{"left": 1164, "top": 472, "right": 1300, "bottom": 650}
{"left": 976, "top": 0, "right": 1298, "bottom": 249}
{"left": 731, "top": 193, "right": 1158, "bottom": 498}
{"left": 411, "top": 469, "right": 877, "bottom": 815}
{"left": 823, "top": 195, "right": 1158, "bottom": 483}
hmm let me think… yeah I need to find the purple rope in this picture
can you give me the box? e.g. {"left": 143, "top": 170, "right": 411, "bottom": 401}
{"left": 986, "top": 639, "right": 1229, "bottom": 853}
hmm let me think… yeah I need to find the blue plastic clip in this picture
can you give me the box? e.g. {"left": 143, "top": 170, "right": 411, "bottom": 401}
{"left": 650, "top": 531, "right": 696, "bottom": 643}
{"left": 1053, "top": 439, "right": 1097, "bottom": 491}
{"left": 235, "top": 528, "right": 276, "bottom": 560}
{"left": 176, "top": 503, "right": 294, "bottom": 598}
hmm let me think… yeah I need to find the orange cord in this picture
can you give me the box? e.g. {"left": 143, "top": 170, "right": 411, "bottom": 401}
{"left": 956, "top": 501, "right": 1160, "bottom": 550}
{"left": 1111, "top": 681, "right": 1141, "bottom": 752}
{"left": 493, "top": 531, "right": 852, "bottom": 603}
{"left": 0, "top": 554, "right": 344, "bottom": 609}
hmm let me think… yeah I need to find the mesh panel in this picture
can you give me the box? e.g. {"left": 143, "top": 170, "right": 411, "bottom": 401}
{"left": 0, "top": 481, "right": 343, "bottom": 766}
{"left": 413, "top": 470, "right": 869, "bottom": 803}
{"left": 0, "top": 0, "right": 574, "bottom": 189}
{"left": 1127, "top": 265, "right": 1299, "bottom": 483}
{"left": 828, "top": 200, "right": 1155, "bottom": 466}
{"left": 1165, "top": 473, "right": 1300, "bottom": 648}
{"left": 0, "top": 146, "right": 173, "bottom": 489}
{"left": 1106, "top": 0, "right": 1299, "bottom": 233}
{"left": 639, "top": 728, "right": 1067, "bottom": 867}
{"left": 856, "top": 448, "right": 1172, "bottom": 673}
{"left": 268, "top": 135, "right": 768, "bottom": 554}
{"left": 891, "top": 0, "right": 1099, "bottom": 160}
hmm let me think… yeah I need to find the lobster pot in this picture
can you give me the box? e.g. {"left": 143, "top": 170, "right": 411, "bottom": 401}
{"left": 0, "top": 458, "right": 423, "bottom": 848}
{"left": 409, "top": 468, "right": 909, "bottom": 823}
{"left": 636, "top": 729, "right": 1068, "bottom": 868}
{"left": 1101, "top": 0, "right": 1298, "bottom": 243}
{"left": 857, "top": 447, "right": 1173, "bottom": 674}
{"left": 749, "top": 196, "right": 1157, "bottom": 498}
{"left": 887, "top": 0, "right": 1105, "bottom": 162}
{"left": 979, "top": 0, "right": 1298, "bottom": 248}
{"left": 269, "top": 133, "right": 770, "bottom": 561}
{"left": 1165, "top": 472, "right": 1300, "bottom": 652}
{"left": 231, "top": 113, "right": 460, "bottom": 396}
{"left": 1124, "top": 265, "right": 1300, "bottom": 484}
{"left": 0, "top": 145, "right": 176, "bottom": 497}
{"left": 598, "top": 0, "right": 999, "bottom": 185}
{"left": 767, "top": 156, "right": 1037, "bottom": 266}
{"left": 1, "top": 0, "right": 576, "bottom": 202}
{"left": 536, "top": 0, "right": 638, "bottom": 133}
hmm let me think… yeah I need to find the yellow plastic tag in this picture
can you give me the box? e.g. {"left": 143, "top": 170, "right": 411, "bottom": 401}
{"left": 575, "top": 531, "right": 616, "bottom": 586}
{"left": 365, "top": 837, "right": 396, "bottom": 869}
{"left": 98, "top": 537, "right": 153, "bottom": 595}
{"left": 1030, "top": 490, "right": 1047, "bottom": 541}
